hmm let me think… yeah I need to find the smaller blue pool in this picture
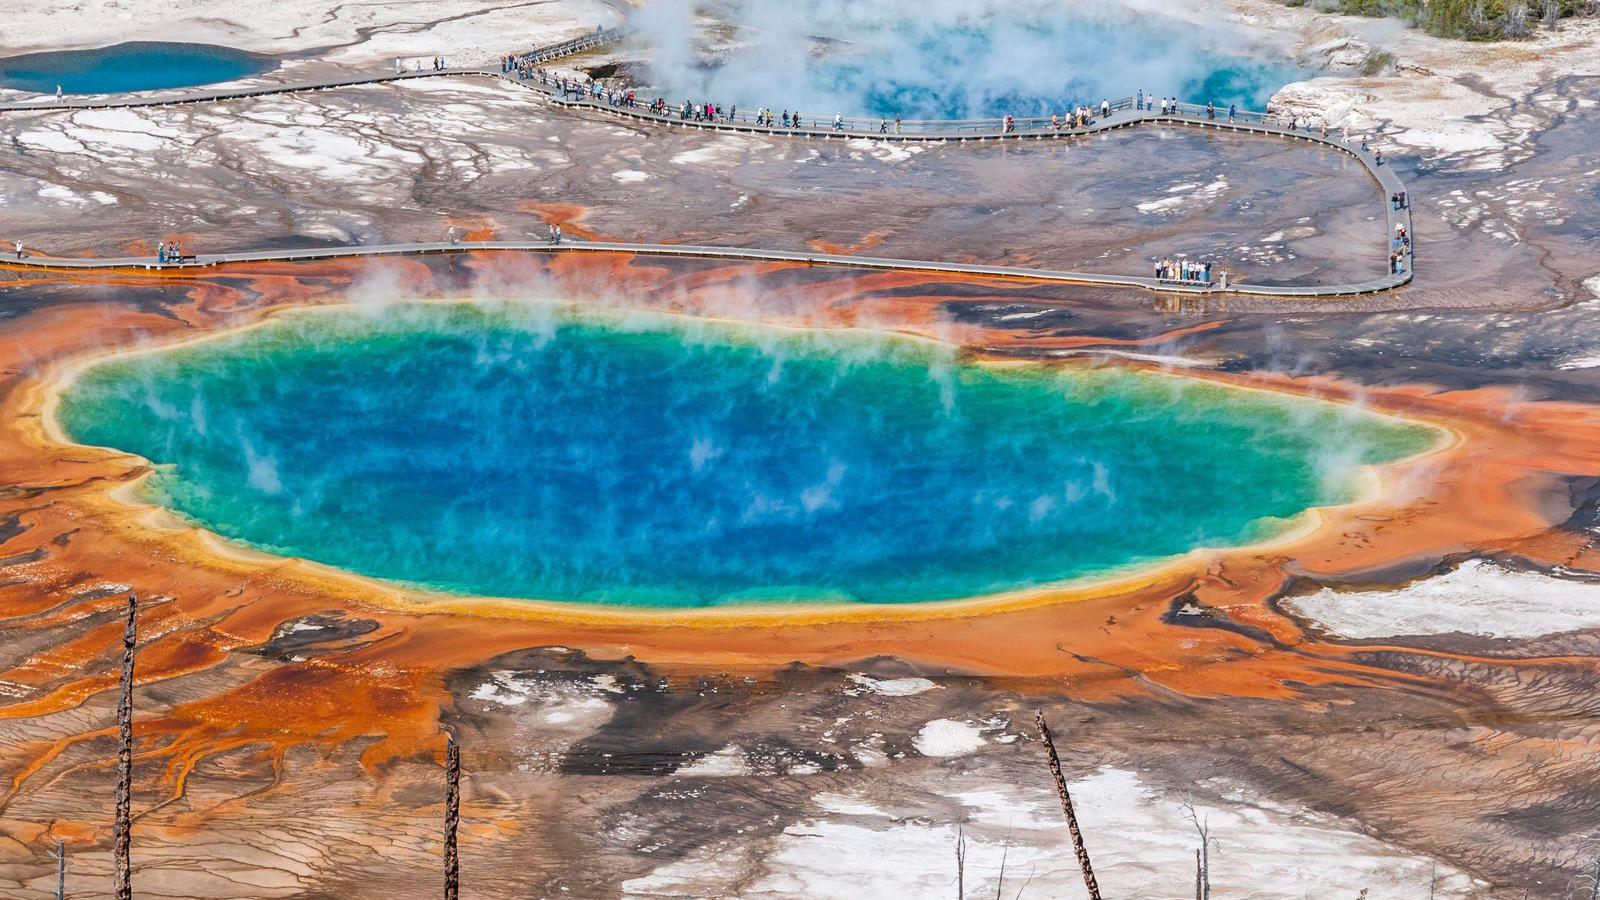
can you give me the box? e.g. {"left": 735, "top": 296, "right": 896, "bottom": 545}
{"left": 0, "top": 42, "right": 275, "bottom": 95}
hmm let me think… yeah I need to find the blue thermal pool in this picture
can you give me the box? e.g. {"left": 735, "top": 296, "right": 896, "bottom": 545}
{"left": 56, "top": 305, "right": 1436, "bottom": 607}
{"left": 0, "top": 42, "right": 274, "bottom": 95}
{"left": 641, "top": 4, "right": 1310, "bottom": 119}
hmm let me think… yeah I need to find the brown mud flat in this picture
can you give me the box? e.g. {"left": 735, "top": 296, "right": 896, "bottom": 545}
{"left": 3, "top": 252, "right": 1600, "bottom": 896}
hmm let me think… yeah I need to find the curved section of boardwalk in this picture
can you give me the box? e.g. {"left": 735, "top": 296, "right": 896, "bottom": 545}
{"left": 0, "top": 29, "right": 1413, "bottom": 298}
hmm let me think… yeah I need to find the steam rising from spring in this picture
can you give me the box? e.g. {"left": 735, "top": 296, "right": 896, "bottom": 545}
{"left": 624, "top": 0, "right": 1307, "bottom": 119}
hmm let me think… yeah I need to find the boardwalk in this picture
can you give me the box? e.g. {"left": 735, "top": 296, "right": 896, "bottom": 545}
{"left": 0, "top": 29, "right": 1414, "bottom": 297}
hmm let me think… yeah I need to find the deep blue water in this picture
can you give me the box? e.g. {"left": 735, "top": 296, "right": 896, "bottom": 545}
{"left": 638, "top": 4, "right": 1309, "bottom": 119}
{"left": 57, "top": 305, "right": 1436, "bottom": 608}
{"left": 0, "top": 42, "right": 274, "bottom": 95}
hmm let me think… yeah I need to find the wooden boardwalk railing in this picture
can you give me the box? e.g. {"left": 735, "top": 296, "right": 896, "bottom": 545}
{"left": 0, "top": 29, "right": 1413, "bottom": 297}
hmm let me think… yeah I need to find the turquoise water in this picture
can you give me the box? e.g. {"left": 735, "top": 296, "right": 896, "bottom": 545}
{"left": 0, "top": 42, "right": 273, "bottom": 95}
{"left": 57, "top": 305, "right": 1434, "bottom": 607}
{"left": 640, "top": 5, "right": 1308, "bottom": 119}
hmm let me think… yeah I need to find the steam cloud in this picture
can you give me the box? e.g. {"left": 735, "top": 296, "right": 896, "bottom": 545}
{"left": 623, "top": 0, "right": 1303, "bottom": 119}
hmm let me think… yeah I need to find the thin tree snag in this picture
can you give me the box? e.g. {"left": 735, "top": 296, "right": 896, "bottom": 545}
{"left": 51, "top": 838, "right": 65, "bottom": 900}
{"left": 955, "top": 826, "right": 967, "bottom": 900}
{"left": 444, "top": 735, "right": 461, "bottom": 900}
{"left": 112, "top": 592, "right": 137, "bottom": 900}
{"left": 1034, "top": 710, "right": 1101, "bottom": 900}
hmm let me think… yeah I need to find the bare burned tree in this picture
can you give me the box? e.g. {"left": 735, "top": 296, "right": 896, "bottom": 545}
{"left": 994, "top": 832, "right": 1008, "bottom": 900}
{"left": 112, "top": 592, "right": 137, "bottom": 900}
{"left": 1181, "top": 799, "right": 1213, "bottom": 900}
{"left": 444, "top": 735, "right": 461, "bottom": 900}
{"left": 955, "top": 826, "right": 966, "bottom": 899}
{"left": 1034, "top": 710, "right": 1101, "bottom": 900}
{"left": 1011, "top": 864, "right": 1035, "bottom": 900}
{"left": 49, "top": 838, "right": 65, "bottom": 900}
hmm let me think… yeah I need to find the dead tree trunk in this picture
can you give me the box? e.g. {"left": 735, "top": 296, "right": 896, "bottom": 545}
{"left": 50, "top": 839, "right": 65, "bottom": 900}
{"left": 1034, "top": 711, "right": 1101, "bottom": 900}
{"left": 444, "top": 736, "right": 460, "bottom": 900}
{"left": 112, "top": 592, "right": 137, "bottom": 900}
{"left": 954, "top": 826, "right": 965, "bottom": 900}
{"left": 1195, "top": 849, "right": 1202, "bottom": 900}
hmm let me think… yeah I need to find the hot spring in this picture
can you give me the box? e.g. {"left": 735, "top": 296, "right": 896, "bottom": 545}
{"left": 0, "top": 42, "right": 274, "bottom": 95}
{"left": 56, "top": 304, "right": 1436, "bottom": 608}
{"left": 632, "top": 0, "right": 1310, "bottom": 118}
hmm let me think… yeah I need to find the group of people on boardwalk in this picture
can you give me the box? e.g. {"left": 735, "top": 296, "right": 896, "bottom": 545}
{"left": 1138, "top": 91, "right": 1241, "bottom": 124}
{"left": 155, "top": 240, "right": 187, "bottom": 264}
{"left": 498, "top": 56, "right": 1345, "bottom": 148}
{"left": 1155, "top": 256, "right": 1223, "bottom": 287}
{"left": 398, "top": 57, "right": 451, "bottom": 72}
{"left": 1046, "top": 104, "right": 1107, "bottom": 131}
{"left": 1390, "top": 224, "right": 1411, "bottom": 275}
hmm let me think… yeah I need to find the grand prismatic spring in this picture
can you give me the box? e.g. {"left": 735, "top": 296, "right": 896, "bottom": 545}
{"left": 4, "top": 1, "right": 1600, "bottom": 898}
{"left": 56, "top": 304, "right": 1435, "bottom": 606}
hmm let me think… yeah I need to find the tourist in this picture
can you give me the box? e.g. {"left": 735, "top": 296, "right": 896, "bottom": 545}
{"left": 1360, "top": 138, "right": 1369, "bottom": 153}
{"left": 156, "top": 240, "right": 165, "bottom": 264}
{"left": 1137, "top": 89, "right": 1144, "bottom": 111}
{"left": 1207, "top": 101, "right": 1215, "bottom": 121}
{"left": 14, "top": 239, "right": 23, "bottom": 260}
{"left": 447, "top": 226, "right": 458, "bottom": 245}
{"left": 881, "top": 117, "right": 889, "bottom": 134}
{"left": 55, "top": 85, "right": 62, "bottom": 99}
{"left": 833, "top": 112, "right": 844, "bottom": 131}
{"left": 1004, "top": 114, "right": 1014, "bottom": 134}
{"left": 1101, "top": 99, "right": 1111, "bottom": 119}
{"left": 1374, "top": 148, "right": 1384, "bottom": 166}
{"left": 1228, "top": 104, "right": 1237, "bottom": 123}
{"left": 894, "top": 115, "right": 902, "bottom": 135}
